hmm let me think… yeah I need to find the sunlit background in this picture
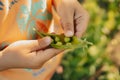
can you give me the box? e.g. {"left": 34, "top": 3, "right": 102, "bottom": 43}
{"left": 52, "top": 0, "right": 120, "bottom": 80}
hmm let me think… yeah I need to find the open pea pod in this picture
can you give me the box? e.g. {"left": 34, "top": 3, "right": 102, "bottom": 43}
{"left": 33, "top": 28, "right": 93, "bottom": 49}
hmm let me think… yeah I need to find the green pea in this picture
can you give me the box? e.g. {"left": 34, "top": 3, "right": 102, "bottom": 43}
{"left": 64, "top": 37, "right": 71, "bottom": 43}
{"left": 66, "top": 43, "right": 72, "bottom": 46}
{"left": 55, "top": 36, "right": 60, "bottom": 42}
{"left": 72, "top": 36, "right": 80, "bottom": 44}
{"left": 56, "top": 42, "right": 63, "bottom": 46}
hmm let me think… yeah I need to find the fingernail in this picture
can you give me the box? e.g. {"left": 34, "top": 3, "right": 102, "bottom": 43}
{"left": 44, "top": 36, "right": 52, "bottom": 43}
{"left": 65, "top": 31, "right": 73, "bottom": 37}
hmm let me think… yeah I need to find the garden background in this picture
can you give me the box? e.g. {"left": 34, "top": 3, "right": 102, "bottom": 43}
{"left": 52, "top": 0, "right": 120, "bottom": 80}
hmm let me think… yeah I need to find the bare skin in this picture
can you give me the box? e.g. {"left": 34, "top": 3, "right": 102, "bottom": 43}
{"left": 54, "top": 0, "right": 90, "bottom": 38}
{"left": 0, "top": 0, "right": 89, "bottom": 72}
{"left": 0, "top": 37, "right": 63, "bottom": 71}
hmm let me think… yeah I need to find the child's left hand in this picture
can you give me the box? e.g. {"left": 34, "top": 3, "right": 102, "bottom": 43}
{"left": 0, "top": 37, "right": 63, "bottom": 71}
{"left": 53, "top": 0, "right": 89, "bottom": 38}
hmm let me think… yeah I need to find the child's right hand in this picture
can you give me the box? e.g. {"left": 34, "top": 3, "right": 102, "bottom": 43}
{"left": 0, "top": 37, "right": 63, "bottom": 71}
{"left": 54, "top": 0, "right": 89, "bottom": 38}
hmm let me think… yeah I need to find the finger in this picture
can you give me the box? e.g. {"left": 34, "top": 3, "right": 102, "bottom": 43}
{"left": 56, "top": 2, "right": 74, "bottom": 37}
{"left": 36, "top": 48, "right": 64, "bottom": 62}
{"left": 28, "top": 49, "right": 63, "bottom": 68}
{"left": 28, "top": 36, "right": 52, "bottom": 51}
{"left": 74, "top": 2, "right": 90, "bottom": 38}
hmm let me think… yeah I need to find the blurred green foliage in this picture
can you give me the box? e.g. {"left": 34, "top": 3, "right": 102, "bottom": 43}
{"left": 52, "top": 0, "right": 120, "bottom": 80}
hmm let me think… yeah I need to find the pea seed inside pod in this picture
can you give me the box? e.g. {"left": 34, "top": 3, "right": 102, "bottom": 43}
{"left": 56, "top": 42, "right": 63, "bottom": 46}
{"left": 72, "top": 36, "right": 80, "bottom": 44}
{"left": 64, "top": 37, "right": 71, "bottom": 43}
{"left": 55, "top": 36, "right": 60, "bottom": 42}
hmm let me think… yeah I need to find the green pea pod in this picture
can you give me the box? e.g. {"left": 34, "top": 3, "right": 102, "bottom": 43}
{"left": 33, "top": 27, "right": 93, "bottom": 49}
{"left": 33, "top": 28, "right": 59, "bottom": 44}
{"left": 33, "top": 28, "right": 59, "bottom": 37}
{"left": 43, "top": 33, "right": 58, "bottom": 37}
{"left": 51, "top": 44, "right": 73, "bottom": 49}
{"left": 33, "top": 28, "right": 45, "bottom": 38}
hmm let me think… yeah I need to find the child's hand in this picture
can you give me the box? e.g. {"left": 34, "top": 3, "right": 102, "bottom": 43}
{"left": 0, "top": 37, "right": 63, "bottom": 71}
{"left": 54, "top": 0, "right": 89, "bottom": 38}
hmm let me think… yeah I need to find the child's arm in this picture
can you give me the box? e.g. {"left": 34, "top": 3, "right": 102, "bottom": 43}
{"left": 0, "top": 37, "right": 63, "bottom": 71}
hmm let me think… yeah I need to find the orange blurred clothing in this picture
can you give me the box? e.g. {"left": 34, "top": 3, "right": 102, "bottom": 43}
{"left": 0, "top": 0, "right": 53, "bottom": 49}
{"left": 0, "top": 0, "right": 63, "bottom": 80}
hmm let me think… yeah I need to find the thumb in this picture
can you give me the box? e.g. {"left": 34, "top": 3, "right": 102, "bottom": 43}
{"left": 56, "top": 3, "right": 74, "bottom": 37}
{"left": 28, "top": 36, "right": 52, "bottom": 51}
